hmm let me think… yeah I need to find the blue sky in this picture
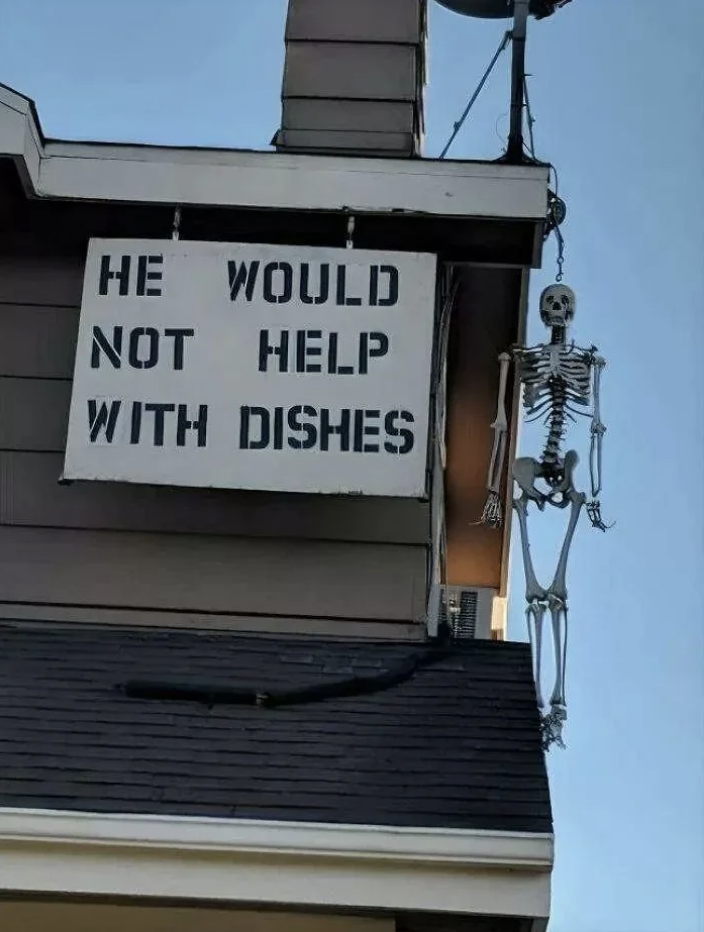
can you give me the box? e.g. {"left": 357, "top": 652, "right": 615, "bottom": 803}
{"left": 1, "top": 1, "right": 702, "bottom": 930}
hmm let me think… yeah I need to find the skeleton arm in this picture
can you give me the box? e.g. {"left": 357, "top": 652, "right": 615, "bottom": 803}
{"left": 479, "top": 352, "right": 512, "bottom": 527}
{"left": 587, "top": 355, "right": 610, "bottom": 530}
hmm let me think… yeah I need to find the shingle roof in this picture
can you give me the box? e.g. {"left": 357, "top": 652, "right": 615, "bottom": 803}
{"left": 0, "top": 622, "right": 551, "bottom": 833}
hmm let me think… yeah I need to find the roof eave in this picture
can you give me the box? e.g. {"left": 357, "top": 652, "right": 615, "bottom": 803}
{"left": 0, "top": 81, "right": 550, "bottom": 221}
{"left": 0, "top": 807, "right": 553, "bottom": 921}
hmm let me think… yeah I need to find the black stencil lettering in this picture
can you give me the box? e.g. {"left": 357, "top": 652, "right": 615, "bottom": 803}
{"left": 136, "top": 255, "right": 163, "bottom": 297}
{"left": 384, "top": 410, "right": 415, "bottom": 455}
{"left": 263, "top": 262, "right": 293, "bottom": 304}
{"left": 228, "top": 260, "right": 260, "bottom": 301}
{"left": 164, "top": 328, "right": 195, "bottom": 370}
{"left": 296, "top": 330, "right": 322, "bottom": 373}
{"left": 240, "top": 406, "right": 270, "bottom": 450}
{"left": 144, "top": 403, "right": 175, "bottom": 446}
{"left": 87, "top": 399, "right": 121, "bottom": 443}
{"left": 128, "top": 327, "right": 159, "bottom": 369}
{"left": 91, "top": 326, "right": 123, "bottom": 369}
{"left": 176, "top": 404, "right": 208, "bottom": 447}
{"left": 369, "top": 265, "right": 379, "bottom": 306}
{"left": 319, "top": 408, "right": 351, "bottom": 452}
{"left": 287, "top": 405, "right": 317, "bottom": 450}
{"left": 130, "top": 401, "right": 142, "bottom": 444}
{"left": 272, "top": 406, "right": 284, "bottom": 450}
{"left": 378, "top": 265, "right": 399, "bottom": 307}
{"left": 335, "top": 266, "right": 362, "bottom": 306}
{"left": 258, "top": 329, "right": 289, "bottom": 372}
{"left": 300, "top": 263, "right": 330, "bottom": 305}
{"left": 353, "top": 409, "right": 380, "bottom": 453}
{"left": 327, "top": 332, "right": 354, "bottom": 375}
{"left": 98, "top": 255, "right": 130, "bottom": 296}
{"left": 358, "top": 331, "right": 389, "bottom": 374}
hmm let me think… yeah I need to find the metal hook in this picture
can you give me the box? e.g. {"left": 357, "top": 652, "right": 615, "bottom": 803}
{"left": 172, "top": 206, "right": 182, "bottom": 242}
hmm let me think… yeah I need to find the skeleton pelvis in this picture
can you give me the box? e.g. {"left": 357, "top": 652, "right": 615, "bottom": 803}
{"left": 512, "top": 450, "right": 579, "bottom": 508}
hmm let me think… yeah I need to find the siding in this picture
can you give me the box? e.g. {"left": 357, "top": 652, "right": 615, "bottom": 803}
{"left": 0, "top": 256, "right": 428, "bottom": 630}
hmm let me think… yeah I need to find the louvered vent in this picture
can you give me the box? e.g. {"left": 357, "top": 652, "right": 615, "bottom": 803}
{"left": 432, "top": 585, "right": 495, "bottom": 640}
{"left": 447, "top": 589, "right": 478, "bottom": 638}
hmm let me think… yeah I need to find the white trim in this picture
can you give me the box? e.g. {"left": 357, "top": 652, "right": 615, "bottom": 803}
{"left": 0, "top": 83, "right": 549, "bottom": 219}
{"left": 0, "top": 808, "right": 552, "bottom": 867}
{"left": 0, "top": 808, "right": 553, "bottom": 919}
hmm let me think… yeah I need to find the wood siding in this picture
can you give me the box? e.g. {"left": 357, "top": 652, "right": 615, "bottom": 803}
{"left": 0, "top": 254, "right": 428, "bottom": 631}
{"left": 0, "top": 527, "right": 426, "bottom": 621}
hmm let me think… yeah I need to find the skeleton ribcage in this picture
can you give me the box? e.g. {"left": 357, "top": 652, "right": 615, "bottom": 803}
{"left": 514, "top": 344, "right": 593, "bottom": 470}
{"left": 515, "top": 344, "right": 592, "bottom": 418}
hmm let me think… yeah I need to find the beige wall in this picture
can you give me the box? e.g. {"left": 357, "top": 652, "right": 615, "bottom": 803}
{"left": 0, "top": 901, "right": 525, "bottom": 932}
{"left": 0, "top": 902, "right": 394, "bottom": 932}
{"left": 0, "top": 254, "right": 428, "bottom": 636}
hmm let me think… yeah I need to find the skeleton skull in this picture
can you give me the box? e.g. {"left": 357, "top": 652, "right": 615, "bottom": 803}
{"left": 540, "top": 283, "right": 576, "bottom": 328}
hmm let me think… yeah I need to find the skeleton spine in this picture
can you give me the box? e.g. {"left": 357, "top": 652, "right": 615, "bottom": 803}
{"left": 542, "top": 379, "right": 567, "bottom": 471}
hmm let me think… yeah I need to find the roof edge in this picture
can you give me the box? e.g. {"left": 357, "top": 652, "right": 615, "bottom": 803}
{"left": 0, "top": 80, "right": 549, "bottom": 220}
{"left": 0, "top": 806, "right": 552, "bottom": 918}
{"left": 0, "top": 806, "right": 553, "bottom": 868}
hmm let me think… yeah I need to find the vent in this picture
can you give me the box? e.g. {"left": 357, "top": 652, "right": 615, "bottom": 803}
{"left": 446, "top": 588, "right": 479, "bottom": 638}
{"left": 429, "top": 586, "right": 496, "bottom": 640}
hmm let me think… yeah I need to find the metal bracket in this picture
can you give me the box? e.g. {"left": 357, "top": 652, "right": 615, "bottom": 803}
{"left": 345, "top": 214, "right": 355, "bottom": 249}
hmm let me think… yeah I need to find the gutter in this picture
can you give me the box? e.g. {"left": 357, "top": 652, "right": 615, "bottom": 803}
{"left": 0, "top": 807, "right": 553, "bottom": 919}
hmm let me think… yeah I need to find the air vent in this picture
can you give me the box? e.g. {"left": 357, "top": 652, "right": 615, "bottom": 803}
{"left": 447, "top": 588, "right": 479, "bottom": 638}
{"left": 429, "top": 585, "right": 496, "bottom": 640}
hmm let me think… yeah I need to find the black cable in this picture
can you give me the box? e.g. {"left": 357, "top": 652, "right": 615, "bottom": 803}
{"left": 439, "top": 30, "right": 512, "bottom": 159}
{"left": 523, "top": 74, "right": 537, "bottom": 160}
{"left": 120, "top": 645, "right": 452, "bottom": 710}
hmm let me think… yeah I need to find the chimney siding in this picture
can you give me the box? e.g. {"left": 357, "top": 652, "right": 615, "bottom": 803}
{"left": 276, "top": 0, "right": 426, "bottom": 156}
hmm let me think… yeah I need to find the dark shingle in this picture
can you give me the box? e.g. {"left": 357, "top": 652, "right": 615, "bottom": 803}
{"left": 0, "top": 622, "right": 551, "bottom": 833}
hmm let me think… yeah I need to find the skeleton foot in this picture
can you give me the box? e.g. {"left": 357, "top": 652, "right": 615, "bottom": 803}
{"left": 541, "top": 705, "right": 567, "bottom": 751}
{"left": 586, "top": 499, "right": 614, "bottom": 531}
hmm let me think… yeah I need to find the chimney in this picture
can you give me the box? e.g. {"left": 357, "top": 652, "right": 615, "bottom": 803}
{"left": 275, "top": 0, "right": 427, "bottom": 157}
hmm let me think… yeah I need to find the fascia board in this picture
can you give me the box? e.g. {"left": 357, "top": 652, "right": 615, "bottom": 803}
{"left": 0, "top": 84, "right": 549, "bottom": 220}
{"left": 0, "top": 807, "right": 553, "bottom": 919}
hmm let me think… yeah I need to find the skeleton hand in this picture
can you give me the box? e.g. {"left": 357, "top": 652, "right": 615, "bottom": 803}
{"left": 586, "top": 499, "right": 614, "bottom": 532}
{"left": 480, "top": 491, "right": 502, "bottom": 528}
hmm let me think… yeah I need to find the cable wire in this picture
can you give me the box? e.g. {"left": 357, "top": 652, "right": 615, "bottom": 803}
{"left": 439, "top": 30, "right": 512, "bottom": 159}
{"left": 523, "top": 73, "right": 537, "bottom": 159}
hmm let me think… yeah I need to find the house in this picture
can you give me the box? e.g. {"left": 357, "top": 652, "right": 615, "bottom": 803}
{"left": 0, "top": 2, "right": 554, "bottom": 930}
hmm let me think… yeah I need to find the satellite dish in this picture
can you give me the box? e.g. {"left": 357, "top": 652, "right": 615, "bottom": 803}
{"left": 434, "top": 0, "right": 567, "bottom": 19}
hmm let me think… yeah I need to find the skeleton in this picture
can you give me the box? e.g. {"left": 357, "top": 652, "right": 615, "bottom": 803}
{"left": 481, "top": 283, "right": 608, "bottom": 750}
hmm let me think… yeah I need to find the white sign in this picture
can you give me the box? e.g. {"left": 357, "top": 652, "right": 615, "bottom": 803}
{"left": 63, "top": 239, "right": 437, "bottom": 497}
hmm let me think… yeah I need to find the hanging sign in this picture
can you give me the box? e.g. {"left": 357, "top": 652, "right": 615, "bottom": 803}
{"left": 63, "top": 239, "right": 437, "bottom": 497}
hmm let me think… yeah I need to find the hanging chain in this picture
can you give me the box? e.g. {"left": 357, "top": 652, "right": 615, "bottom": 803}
{"left": 546, "top": 191, "right": 567, "bottom": 282}
{"left": 555, "top": 226, "right": 565, "bottom": 282}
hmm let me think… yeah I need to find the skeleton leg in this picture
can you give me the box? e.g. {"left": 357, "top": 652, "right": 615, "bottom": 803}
{"left": 526, "top": 600, "right": 548, "bottom": 712}
{"left": 480, "top": 352, "right": 512, "bottom": 527}
{"left": 512, "top": 477, "right": 549, "bottom": 603}
{"left": 541, "top": 482, "right": 585, "bottom": 749}
{"left": 512, "top": 481, "right": 554, "bottom": 718}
